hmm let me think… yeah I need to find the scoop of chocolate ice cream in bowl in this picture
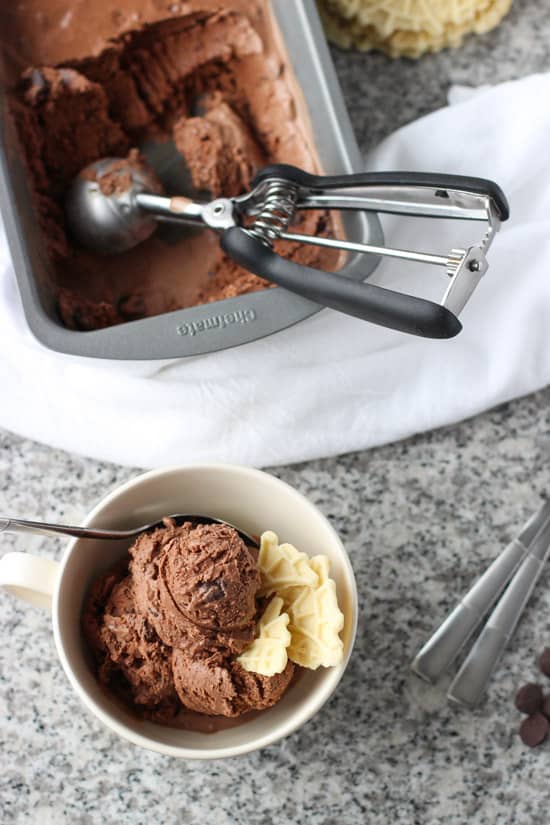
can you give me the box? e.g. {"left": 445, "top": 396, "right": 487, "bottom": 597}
{"left": 0, "top": 465, "right": 357, "bottom": 758}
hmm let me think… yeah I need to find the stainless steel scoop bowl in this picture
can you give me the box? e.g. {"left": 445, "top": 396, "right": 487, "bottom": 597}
{"left": 64, "top": 155, "right": 509, "bottom": 339}
{"left": 66, "top": 158, "right": 161, "bottom": 255}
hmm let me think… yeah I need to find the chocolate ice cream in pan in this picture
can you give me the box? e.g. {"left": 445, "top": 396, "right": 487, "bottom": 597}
{"left": 0, "top": 0, "right": 380, "bottom": 358}
{"left": 82, "top": 520, "right": 345, "bottom": 730}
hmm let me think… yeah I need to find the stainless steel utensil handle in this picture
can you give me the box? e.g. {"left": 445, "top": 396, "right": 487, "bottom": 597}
{"left": 447, "top": 520, "right": 550, "bottom": 707}
{"left": 0, "top": 518, "right": 133, "bottom": 540}
{"left": 411, "top": 500, "right": 550, "bottom": 683}
{"left": 230, "top": 164, "right": 509, "bottom": 336}
{"left": 136, "top": 192, "right": 204, "bottom": 223}
{"left": 136, "top": 193, "right": 236, "bottom": 231}
{"left": 278, "top": 231, "right": 450, "bottom": 268}
{"left": 221, "top": 227, "right": 462, "bottom": 339}
{"left": 447, "top": 556, "right": 546, "bottom": 707}
{"left": 252, "top": 165, "right": 510, "bottom": 222}
{"left": 411, "top": 537, "right": 527, "bottom": 683}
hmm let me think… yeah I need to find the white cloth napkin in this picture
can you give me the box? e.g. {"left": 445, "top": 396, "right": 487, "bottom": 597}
{"left": 1, "top": 71, "right": 550, "bottom": 469}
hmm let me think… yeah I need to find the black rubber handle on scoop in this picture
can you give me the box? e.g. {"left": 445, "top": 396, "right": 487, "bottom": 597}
{"left": 221, "top": 227, "right": 462, "bottom": 339}
{"left": 252, "top": 164, "right": 509, "bottom": 221}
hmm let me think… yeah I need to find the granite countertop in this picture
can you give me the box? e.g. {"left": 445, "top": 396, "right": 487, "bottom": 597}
{"left": 2, "top": 1, "right": 550, "bottom": 823}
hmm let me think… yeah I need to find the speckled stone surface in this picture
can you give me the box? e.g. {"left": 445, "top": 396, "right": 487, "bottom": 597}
{"left": 2, "top": 2, "right": 550, "bottom": 823}
{"left": 332, "top": 0, "right": 550, "bottom": 151}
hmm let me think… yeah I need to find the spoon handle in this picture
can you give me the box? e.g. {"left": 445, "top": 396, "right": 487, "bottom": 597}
{"left": 447, "top": 516, "right": 550, "bottom": 707}
{"left": 411, "top": 499, "right": 550, "bottom": 683}
{"left": 0, "top": 518, "right": 134, "bottom": 541}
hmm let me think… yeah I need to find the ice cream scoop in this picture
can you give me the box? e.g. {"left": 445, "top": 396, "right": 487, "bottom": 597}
{"left": 129, "top": 519, "right": 261, "bottom": 655}
{"left": 65, "top": 155, "right": 509, "bottom": 339}
{"left": 0, "top": 513, "right": 256, "bottom": 545}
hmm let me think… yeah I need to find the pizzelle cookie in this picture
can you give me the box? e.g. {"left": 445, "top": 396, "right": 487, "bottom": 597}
{"left": 283, "top": 555, "right": 345, "bottom": 669}
{"left": 253, "top": 531, "right": 345, "bottom": 670}
{"left": 258, "top": 530, "right": 319, "bottom": 594}
{"left": 237, "top": 596, "right": 291, "bottom": 677}
{"left": 317, "top": 0, "right": 513, "bottom": 58}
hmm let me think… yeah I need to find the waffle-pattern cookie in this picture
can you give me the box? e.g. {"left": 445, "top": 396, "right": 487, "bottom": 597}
{"left": 283, "top": 555, "right": 345, "bottom": 669}
{"left": 255, "top": 532, "right": 344, "bottom": 670}
{"left": 237, "top": 596, "right": 291, "bottom": 677}
{"left": 317, "top": 0, "right": 512, "bottom": 57}
{"left": 258, "top": 530, "right": 319, "bottom": 595}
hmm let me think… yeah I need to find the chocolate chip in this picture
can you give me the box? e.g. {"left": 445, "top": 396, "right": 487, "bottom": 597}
{"left": 543, "top": 695, "right": 550, "bottom": 720}
{"left": 539, "top": 647, "right": 550, "bottom": 677}
{"left": 519, "top": 713, "right": 549, "bottom": 748}
{"left": 31, "top": 69, "right": 47, "bottom": 90}
{"left": 25, "top": 69, "right": 49, "bottom": 104}
{"left": 59, "top": 68, "right": 75, "bottom": 84}
{"left": 515, "top": 683, "right": 543, "bottom": 715}
{"left": 118, "top": 293, "right": 146, "bottom": 321}
{"left": 198, "top": 580, "right": 225, "bottom": 603}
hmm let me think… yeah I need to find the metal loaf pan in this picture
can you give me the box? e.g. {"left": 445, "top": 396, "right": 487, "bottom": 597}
{"left": 0, "top": 0, "right": 382, "bottom": 360}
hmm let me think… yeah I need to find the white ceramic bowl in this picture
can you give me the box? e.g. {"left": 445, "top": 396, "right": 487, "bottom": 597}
{"left": 0, "top": 464, "right": 358, "bottom": 759}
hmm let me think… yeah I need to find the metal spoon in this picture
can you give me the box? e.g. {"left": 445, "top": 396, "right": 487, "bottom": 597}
{"left": 0, "top": 514, "right": 257, "bottom": 546}
{"left": 411, "top": 498, "right": 550, "bottom": 683}
{"left": 447, "top": 514, "right": 550, "bottom": 707}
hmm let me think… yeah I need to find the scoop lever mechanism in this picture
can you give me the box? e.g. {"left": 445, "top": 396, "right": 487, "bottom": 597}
{"left": 242, "top": 164, "right": 507, "bottom": 319}
{"left": 66, "top": 158, "right": 508, "bottom": 339}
